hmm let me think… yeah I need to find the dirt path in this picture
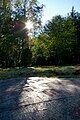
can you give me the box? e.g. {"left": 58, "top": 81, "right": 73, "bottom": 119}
{"left": 0, "top": 77, "right": 80, "bottom": 120}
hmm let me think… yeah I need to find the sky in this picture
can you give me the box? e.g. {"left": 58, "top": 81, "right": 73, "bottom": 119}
{"left": 38, "top": 0, "right": 80, "bottom": 24}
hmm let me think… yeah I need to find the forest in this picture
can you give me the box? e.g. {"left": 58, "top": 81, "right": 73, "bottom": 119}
{"left": 0, "top": 0, "right": 80, "bottom": 68}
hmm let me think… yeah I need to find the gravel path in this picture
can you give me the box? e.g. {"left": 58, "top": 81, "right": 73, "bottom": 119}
{"left": 0, "top": 77, "right": 80, "bottom": 120}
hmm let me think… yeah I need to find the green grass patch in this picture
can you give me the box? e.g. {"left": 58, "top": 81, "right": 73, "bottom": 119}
{"left": 0, "top": 65, "right": 80, "bottom": 80}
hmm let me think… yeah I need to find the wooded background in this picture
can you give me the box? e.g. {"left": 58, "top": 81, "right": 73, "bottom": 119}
{"left": 0, "top": 0, "right": 80, "bottom": 67}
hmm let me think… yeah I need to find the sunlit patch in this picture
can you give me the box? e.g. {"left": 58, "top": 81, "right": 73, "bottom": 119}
{"left": 25, "top": 20, "right": 33, "bottom": 30}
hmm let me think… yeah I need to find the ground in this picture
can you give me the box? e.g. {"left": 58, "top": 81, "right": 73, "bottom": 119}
{"left": 0, "top": 77, "right": 80, "bottom": 120}
{"left": 0, "top": 66, "right": 80, "bottom": 79}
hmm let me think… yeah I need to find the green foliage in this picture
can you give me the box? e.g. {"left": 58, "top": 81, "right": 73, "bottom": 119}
{"left": 31, "top": 34, "right": 49, "bottom": 66}
{"left": 43, "top": 8, "right": 80, "bottom": 65}
{"left": 30, "top": 7, "right": 80, "bottom": 66}
{"left": 0, "top": 4, "right": 80, "bottom": 67}
{"left": 21, "top": 48, "right": 32, "bottom": 67}
{"left": 0, "top": 0, "right": 43, "bottom": 67}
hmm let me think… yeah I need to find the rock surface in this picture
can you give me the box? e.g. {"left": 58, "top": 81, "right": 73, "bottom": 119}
{"left": 0, "top": 77, "right": 80, "bottom": 120}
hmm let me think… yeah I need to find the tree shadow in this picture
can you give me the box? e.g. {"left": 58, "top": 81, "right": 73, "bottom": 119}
{"left": 0, "top": 77, "right": 80, "bottom": 120}
{"left": 42, "top": 78, "right": 80, "bottom": 120}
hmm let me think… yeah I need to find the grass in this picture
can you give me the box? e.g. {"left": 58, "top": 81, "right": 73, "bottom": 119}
{"left": 0, "top": 65, "right": 80, "bottom": 80}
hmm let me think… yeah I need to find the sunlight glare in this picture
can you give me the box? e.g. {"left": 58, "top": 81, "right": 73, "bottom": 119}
{"left": 25, "top": 20, "right": 33, "bottom": 30}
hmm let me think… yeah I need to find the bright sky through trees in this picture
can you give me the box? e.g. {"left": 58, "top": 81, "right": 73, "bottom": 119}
{"left": 38, "top": 0, "right": 80, "bottom": 24}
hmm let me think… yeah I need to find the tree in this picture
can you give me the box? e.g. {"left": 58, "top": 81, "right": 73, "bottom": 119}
{"left": 31, "top": 33, "right": 49, "bottom": 66}
{"left": 21, "top": 48, "right": 32, "bottom": 67}
{"left": 42, "top": 7, "right": 80, "bottom": 65}
{"left": 0, "top": 0, "right": 44, "bottom": 67}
